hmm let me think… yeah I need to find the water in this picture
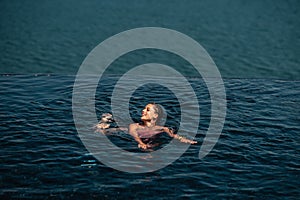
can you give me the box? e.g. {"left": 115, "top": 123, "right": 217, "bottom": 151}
{"left": 1, "top": 75, "right": 299, "bottom": 199}
{"left": 1, "top": 0, "right": 299, "bottom": 199}
{"left": 0, "top": 0, "right": 299, "bottom": 79}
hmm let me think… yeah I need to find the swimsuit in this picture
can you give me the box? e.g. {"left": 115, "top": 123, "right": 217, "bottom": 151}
{"left": 137, "top": 129, "right": 163, "bottom": 138}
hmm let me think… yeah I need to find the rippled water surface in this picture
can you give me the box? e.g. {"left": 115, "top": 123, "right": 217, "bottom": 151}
{"left": 1, "top": 1, "right": 299, "bottom": 198}
{"left": 1, "top": 75, "right": 299, "bottom": 199}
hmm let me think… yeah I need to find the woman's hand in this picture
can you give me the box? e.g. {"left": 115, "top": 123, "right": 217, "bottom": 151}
{"left": 174, "top": 134, "right": 197, "bottom": 144}
{"left": 138, "top": 143, "right": 148, "bottom": 150}
{"left": 180, "top": 137, "right": 197, "bottom": 144}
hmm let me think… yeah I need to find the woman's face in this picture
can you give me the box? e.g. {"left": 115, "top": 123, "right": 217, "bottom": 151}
{"left": 141, "top": 104, "right": 158, "bottom": 122}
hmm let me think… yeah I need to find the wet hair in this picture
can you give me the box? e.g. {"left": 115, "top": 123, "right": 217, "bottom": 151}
{"left": 149, "top": 103, "right": 166, "bottom": 125}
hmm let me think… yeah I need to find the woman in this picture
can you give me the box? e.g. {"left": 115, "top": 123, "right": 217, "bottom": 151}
{"left": 95, "top": 103, "right": 197, "bottom": 150}
{"left": 129, "top": 103, "right": 197, "bottom": 149}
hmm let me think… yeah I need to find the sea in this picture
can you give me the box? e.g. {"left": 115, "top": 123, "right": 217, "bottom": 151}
{"left": 1, "top": 0, "right": 299, "bottom": 199}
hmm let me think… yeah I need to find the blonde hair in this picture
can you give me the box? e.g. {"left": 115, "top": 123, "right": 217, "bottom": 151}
{"left": 150, "top": 103, "right": 166, "bottom": 125}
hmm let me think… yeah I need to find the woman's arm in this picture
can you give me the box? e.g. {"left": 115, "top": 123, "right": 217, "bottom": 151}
{"left": 128, "top": 123, "right": 148, "bottom": 149}
{"left": 163, "top": 127, "right": 197, "bottom": 144}
{"left": 94, "top": 126, "right": 128, "bottom": 134}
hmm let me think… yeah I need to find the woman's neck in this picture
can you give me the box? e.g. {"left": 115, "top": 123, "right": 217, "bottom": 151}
{"left": 142, "top": 120, "right": 156, "bottom": 128}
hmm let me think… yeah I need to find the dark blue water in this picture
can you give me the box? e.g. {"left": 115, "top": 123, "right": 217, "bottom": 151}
{"left": 1, "top": 0, "right": 300, "bottom": 199}
{"left": 0, "top": 0, "right": 299, "bottom": 79}
{"left": 1, "top": 75, "right": 299, "bottom": 199}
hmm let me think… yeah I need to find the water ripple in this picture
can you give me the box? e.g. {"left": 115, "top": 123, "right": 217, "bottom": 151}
{"left": 0, "top": 75, "right": 299, "bottom": 199}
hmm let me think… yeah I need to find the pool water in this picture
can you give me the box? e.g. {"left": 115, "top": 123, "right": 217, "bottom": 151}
{"left": 1, "top": 75, "right": 299, "bottom": 199}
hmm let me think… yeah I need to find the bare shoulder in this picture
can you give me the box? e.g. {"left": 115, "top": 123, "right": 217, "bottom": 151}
{"left": 129, "top": 123, "right": 139, "bottom": 130}
{"left": 154, "top": 125, "right": 168, "bottom": 131}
